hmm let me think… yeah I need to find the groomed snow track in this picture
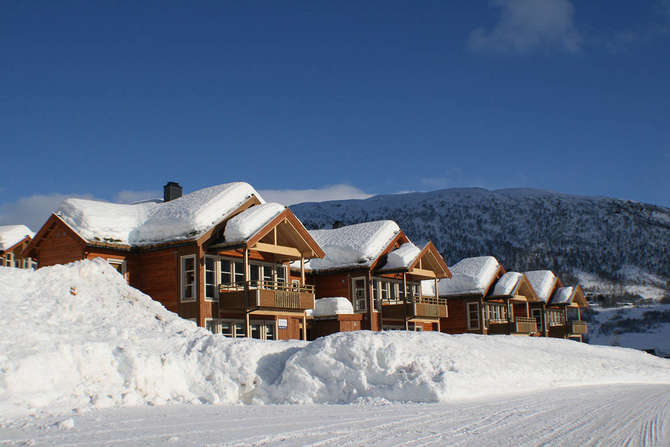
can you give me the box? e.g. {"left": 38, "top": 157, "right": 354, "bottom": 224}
{"left": 1, "top": 384, "right": 668, "bottom": 446}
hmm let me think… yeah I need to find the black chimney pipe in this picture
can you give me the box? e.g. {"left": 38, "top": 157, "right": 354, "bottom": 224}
{"left": 163, "top": 182, "right": 183, "bottom": 202}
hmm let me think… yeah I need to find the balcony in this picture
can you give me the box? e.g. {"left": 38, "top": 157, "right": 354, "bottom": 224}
{"left": 570, "top": 320, "right": 588, "bottom": 335}
{"left": 219, "top": 281, "right": 315, "bottom": 311}
{"left": 382, "top": 296, "right": 447, "bottom": 320}
{"left": 486, "top": 317, "right": 538, "bottom": 335}
{"left": 514, "top": 317, "right": 538, "bottom": 334}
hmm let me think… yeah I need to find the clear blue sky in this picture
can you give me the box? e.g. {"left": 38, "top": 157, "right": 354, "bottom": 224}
{"left": 1, "top": 1, "right": 669, "bottom": 229}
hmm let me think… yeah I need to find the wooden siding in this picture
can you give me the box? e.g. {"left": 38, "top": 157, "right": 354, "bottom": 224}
{"left": 310, "top": 314, "right": 363, "bottom": 340}
{"left": 131, "top": 248, "right": 181, "bottom": 314}
{"left": 36, "top": 220, "right": 85, "bottom": 267}
{"left": 441, "top": 297, "right": 482, "bottom": 334}
{"left": 313, "top": 273, "right": 351, "bottom": 299}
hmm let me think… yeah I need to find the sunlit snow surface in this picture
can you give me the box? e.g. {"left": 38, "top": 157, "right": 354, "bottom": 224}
{"left": 1, "top": 261, "right": 669, "bottom": 423}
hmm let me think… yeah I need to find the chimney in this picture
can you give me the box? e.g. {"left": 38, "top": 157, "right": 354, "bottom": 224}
{"left": 163, "top": 181, "right": 182, "bottom": 202}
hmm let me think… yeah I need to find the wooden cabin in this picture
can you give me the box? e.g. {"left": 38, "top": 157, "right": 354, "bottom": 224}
{"left": 485, "top": 272, "right": 542, "bottom": 335}
{"left": 434, "top": 256, "right": 508, "bottom": 335}
{"left": 24, "top": 182, "right": 324, "bottom": 341}
{"left": 546, "top": 285, "right": 589, "bottom": 341}
{"left": 0, "top": 225, "right": 37, "bottom": 269}
{"left": 524, "top": 270, "right": 565, "bottom": 337}
{"left": 296, "top": 221, "right": 451, "bottom": 338}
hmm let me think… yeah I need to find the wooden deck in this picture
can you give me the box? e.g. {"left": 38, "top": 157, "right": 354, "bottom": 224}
{"left": 219, "top": 281, "right": 315, "bottom": 311}
{"left": 487, "top": 317, "right": 538, "bottom": 335}
{"left": 548, "top": 320, "right": 588, "bottom": 338}
{"left": 382, "top": 296, "right": 447, "bottom": 320}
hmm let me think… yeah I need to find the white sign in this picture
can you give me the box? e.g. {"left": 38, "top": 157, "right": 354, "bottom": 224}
{"left": 278, "top": 318, "right": 288, "bottom": 329}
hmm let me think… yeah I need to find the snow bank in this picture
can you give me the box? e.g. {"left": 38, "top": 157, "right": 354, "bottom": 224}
{"left": 56, "top": 182, "right": 261, "bottom": 245}
{"left": 307, "top": 221, "right": 400, "bottom": 271}
{"left": 0, "top": 225, "right": 34, "bottom": 250}
{"left": 491, "top": 272, "right": 523, "bottom": 297}
{"left": 525, "top": 270, "right": 558, "bottom": 302}
{"left": 379, "top": 242, "right": 421, "bottom": 271}
{"left": 312, "top": 297, "right": 354, "bottom": 317}
{"left": 437, "top": 256, "right": 500, "bottom": 296}
{"left": 1, "top": 261, "right": 668, "bottom": 421}
{"left": 224, "top": 203, "right": 285, "bottom": 243}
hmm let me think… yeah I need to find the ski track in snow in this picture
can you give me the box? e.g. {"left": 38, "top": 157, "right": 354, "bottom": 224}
{"left": 1, "top": 384, "right": 668, "bottom": 447}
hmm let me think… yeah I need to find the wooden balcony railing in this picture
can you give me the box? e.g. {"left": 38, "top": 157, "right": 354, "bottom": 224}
{"left": 570, "top": 320, "right": 588, "bottom": 335}
{"left": 219, "top": 281, "right": 315, "bottom": 311}
{"left": 514, "top": 317, "right": 538, "bottom": 334}
{"left": 382, "top": 296, "right": 448, "bottom": 319}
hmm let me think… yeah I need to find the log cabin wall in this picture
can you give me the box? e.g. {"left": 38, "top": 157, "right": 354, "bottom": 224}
{"left": 441, "top": 297, "right": 483, "bottom": 334}
{"left": 131, "top": 248, "right": 181, "bottom": 314}
{"left": 35, "top": 220, "right": 85, "bottom": 267}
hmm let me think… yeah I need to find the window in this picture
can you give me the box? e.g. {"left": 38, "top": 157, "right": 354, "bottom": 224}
{"left": 234, "top": 261, "right": 245, "bottom": 285}
{"left": 205, "top": 256, "right": 217, "bottom": 301}
{"left": 5, "top": 252, "right": 13, "bottom": 267}
{"left": 380, "top": 281, "right": 390, "bottom": 302}
{"left": 205, "top": 318, "right": 221, "bottom": 334}
{"left": 221, "top": 320, "right": 245, "bottom": 338}
{"left": 276, "top": 265, "right": 286, "bottom": 285}
{"left": 371, "top": 280, "right": 380, "bottom": 311}
{"left": 262, "top": 265, "right": 274, "bottom": 287}
{"left": 107, "top": 258, "right": 127, "bottom": 280}
{"left": 180, "top": 255, "right": 196, "bottom": 302}
{"left": 467, "top": 302, "right": 480, "bottom": 330}
{"left": 250, "top": 320, "right": 276, "bottom": 340}
{"left": 532, "top": 308, "right": 543, "bottom": 331}
{"left": 352, "top": 277, "right": 367, "bottom": 312}
{"left": 221, "top": 259, "right": 233, "bottom": 285}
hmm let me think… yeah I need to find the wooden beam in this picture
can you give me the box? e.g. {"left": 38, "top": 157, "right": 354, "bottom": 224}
{"left": 253, "top": 242, "right": 302, "bottom": 258}
{"left": 408, "top": 267, "right": 436, "bottom": 278}
{"left": 302, "top": 313, "right": 307, "bottom": 341}
{"left": 300, "top": 256, "right": 305, "bottom": 286}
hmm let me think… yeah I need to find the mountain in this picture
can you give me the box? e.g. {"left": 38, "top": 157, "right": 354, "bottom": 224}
{"left": 291, "top": 188, "right": 670, "bottom": 301}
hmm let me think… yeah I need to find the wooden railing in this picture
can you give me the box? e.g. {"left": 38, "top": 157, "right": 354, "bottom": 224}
{"left": 219, "top": 281, "right": 315, "bottom": 310}
{"left": 514, "top": 317, "right": 538, "bottom": 334}
{"left": 382, "top": 296, "right": 448, "bottom": 319}
{"left": 570, "top": 320, "right": 588, "bottom": 335}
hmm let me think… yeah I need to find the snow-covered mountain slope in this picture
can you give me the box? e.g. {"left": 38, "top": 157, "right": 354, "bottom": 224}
{"left": 1, "top": 261, "right": 669, "bottom": 422}
{"left": 291, "top": 187, "right": 670, "bottom": 300}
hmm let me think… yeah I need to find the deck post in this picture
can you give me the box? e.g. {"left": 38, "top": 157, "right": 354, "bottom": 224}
{"left": 577, "top": 306, "right": 581, "bottom": 321}
{"left": 403, "top": 273, "right": 408, "bottom": 330}
{"left": 300, "top": 256, "right": 305, "bottom": 286}
{"left": 244, "top": 248, "right": 250, "bottom": 337}
{"left": 302, "top": 313, "right": 307, "bottom": 341}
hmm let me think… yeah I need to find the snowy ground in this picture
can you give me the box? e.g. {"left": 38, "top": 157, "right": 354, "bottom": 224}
{"left": 1, "top": 384, "right": 668, "bottom": 447}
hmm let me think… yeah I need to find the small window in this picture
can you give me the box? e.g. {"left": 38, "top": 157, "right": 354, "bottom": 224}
{"left": 250, "top": 264, "right": 260, "bottom": 285}
{"left": 221, "top": 259, "right": 233, "bottom": 286}
{"left": 352, "top": 277, "right": 367, "bottom": 312}
{"left": 205, "top": 256, "right": 217, "bottom": 301}
{"left": 262, "top": 265, "right": 273, "bottom": 287}
{"left": 532, "top": 308, "right": 543, "bottom": 331}
{"left": 5, "top": 253, "right": 13, "bottom": 267}
{"left": 107, "top": 258, "right": 127, "bottom": 280}
{"left": 205, "top": 318, "right": 221, "bottom": 334}
{"left": 276, "top": 265, "right": 286, "bottom": 285}
{"left": 467, "top": 302, "right": 480, "bottom": 330}
{"left": 234, "top": 261, "right": 245, "bottom": 285}
{"left": 181, "top": 255, "right": 196, "bottom": 302}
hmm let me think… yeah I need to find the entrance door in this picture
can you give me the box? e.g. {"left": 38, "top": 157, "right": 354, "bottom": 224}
{"left": 250, "top": 320, "right": 277, "bottom": 340}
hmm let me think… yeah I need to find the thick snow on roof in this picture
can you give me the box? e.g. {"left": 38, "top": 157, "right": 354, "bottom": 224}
{"left": 491, "top": 272, "right": 523, "bottom": 297}
{"left": 0, "top": 225, "right": 34, "bottom": 251}
{"left": 379, "top": 242, "right": 421, "bottom": 271}
{"left": 224, "top": 203, "right": 285, "bottom": 244}
{"left": 306, "top": 221, "right": 400, "bottom": 271}
{"left": 551, "top": 286, "right": 575, "bottom": 305}
{"left": 312, "top": 297, "right": 354, "bottom": 317}
{"left": 525, "top": 270, "right": 558, "bottom": 303}
{"left": 437, "top": 256, "right": 500, "bottom": 296}
{"left": 56, "top": 182, "right": 262, "bottom": 245}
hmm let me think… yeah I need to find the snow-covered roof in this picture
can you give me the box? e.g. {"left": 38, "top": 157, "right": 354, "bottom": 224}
{"left": 312, "top": 297, "right": 354, "bottom": 317}
{"left": 524, "top": 270, "right": 558, "bottom": 303}
{"left": 378, "top": 242, "right": 421, "bottom": 272}
{"left": 0, "top": 225, "right": 34, "bottom": 251}
{"left": 306, "top": 221, "right": 401, "bottom": 271}
{"left": 223, "top": 203, "right": 285, "bottom": 244}
{"left": 491, "top": 272, "right": 523, "bottom": 297}
{"left": 55, "top": 182, "right": 262, "bottom": 246}
{"left": 437, "top": 256, "right": 501, "bottom": 296}
{"left": 550, "top": 286, "right": 575, "bottom": 305}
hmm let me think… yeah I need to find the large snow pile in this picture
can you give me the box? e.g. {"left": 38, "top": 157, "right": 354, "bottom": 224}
{"left": 379, "top": 242, "right": 421, "bottom": 271}
{"left": 306, "top": 221, "right": 400, "bottom": 271}
{"left": 525, "top": 270, "right": 558, "bottom": 302}
{"left": 224, "top": 202, "right": 285, "bottom": 243}
{"left": 312, "top": 297, "right": 354, "bottom": 317}
{"left": 0, "top": 225, "right": 34, "bottom": 250}
{"left": 1, "top": 261, "right": 669, "bottom": 421}
{"left": 491, "top": 271, "right": 523, "bottom": 297}
{"left": 437, "top": 256, "right": 501, "bottom": 296}
{"left": 56, "top": 182, "right": 261, "bottom": 245}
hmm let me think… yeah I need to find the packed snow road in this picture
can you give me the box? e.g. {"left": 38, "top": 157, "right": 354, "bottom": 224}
{"left": 1, "top": 384, "right": 668, "bottom": 447}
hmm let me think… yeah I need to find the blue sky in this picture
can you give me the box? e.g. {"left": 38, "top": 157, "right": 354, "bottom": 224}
{"left": 2, "top": 0, "right": 669, "bottom": 230}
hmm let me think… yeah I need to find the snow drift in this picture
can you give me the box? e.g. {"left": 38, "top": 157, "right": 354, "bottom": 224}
{"left": 1, "top": 261, "right": 669, "bottom": 421}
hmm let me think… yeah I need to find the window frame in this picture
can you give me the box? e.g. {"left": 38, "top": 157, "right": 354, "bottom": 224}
{"left": 180, "top": 254, "right": 197, "bottom": 303}
{"left": 107, "top": 258, "right": 128, "bottom": 280}
{"left": 204, "top": 255, "right": 218, "bottom": 302}
{"left": 466, "top": 302, "right": 480, "bottom": 330}
{"left": 351, "top": 277, "right": 368, "bottom": 313}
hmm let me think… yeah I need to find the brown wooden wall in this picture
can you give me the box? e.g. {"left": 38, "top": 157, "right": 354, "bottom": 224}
{"left": 36, "top": 220, "right": 85, "bottom": 267}
{"left": 313, "top": 272, "right": 351, "bottom": 299}
{"left": 310, "top": 314, "right": 362, "bottom": 340}
{"left": 441, "top": 297, "right": 481, "bottom": 334}
{"left": 131, "top": 248, "right": 182, "bottom": 314}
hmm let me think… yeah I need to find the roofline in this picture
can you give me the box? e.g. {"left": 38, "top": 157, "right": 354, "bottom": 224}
{"left": 1, "top": 234, "right": 32, "bottom": 254}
